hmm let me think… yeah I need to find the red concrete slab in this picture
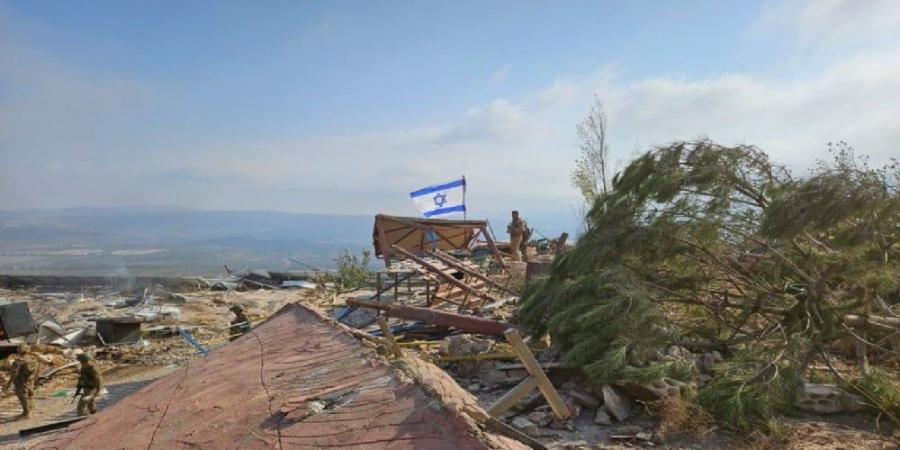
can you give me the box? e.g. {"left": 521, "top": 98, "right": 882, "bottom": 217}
{"left": 32, "top": 303, "right": 527, "bottom": 450}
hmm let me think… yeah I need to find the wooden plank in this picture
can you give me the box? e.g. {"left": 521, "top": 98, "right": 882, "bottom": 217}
{"left": 346, "top": 299, "right": 513, "bottom": 336}
{"left": 482, "top": 224, "right": 507, "bottom": 268}
{"left": 376, "top": 317, "right": 403, "bottom": 358}
{"left": 377, "top": 219, "right": 391, "bottom": 266}
{"left": 504, "top": 329, "right": 570, "bottom": 420}
{"left": 487, "top": 376, "right": 538, "bottom": 417}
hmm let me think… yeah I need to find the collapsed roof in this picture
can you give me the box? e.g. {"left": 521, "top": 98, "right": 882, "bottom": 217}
{"left": 372, "top": 214, "right": 504, "bottom": 265}
{"left": 33, "top": 303, "right": 527, "bottom": 449}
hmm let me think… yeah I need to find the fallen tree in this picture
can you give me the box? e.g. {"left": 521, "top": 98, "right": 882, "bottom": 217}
{"left": 520, "top": 140, "right": 900, "bottom": 431}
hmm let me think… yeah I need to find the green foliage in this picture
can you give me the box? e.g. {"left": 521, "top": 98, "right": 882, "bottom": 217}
{"left": 849, "top": 368, "right": 900, "bottom": 421}
{"left": 696, "top": 353, "right": 799, "bottom": 433}
{"left": 520, "top": 139, "right": 900, "bottom": 432}
{"left": 333, "top": 249, "right": 371, "bottom": 292}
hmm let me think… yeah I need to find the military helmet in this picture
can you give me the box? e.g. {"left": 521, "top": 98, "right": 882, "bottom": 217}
{"left": 230, "top": 304, "right": 244, "bottom": 312}
{"left": 76, "top": 353, "right": 92, "bottom": 363}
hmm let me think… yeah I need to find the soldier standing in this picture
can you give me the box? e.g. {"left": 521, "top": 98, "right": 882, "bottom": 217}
{"left": 229, "top": 305, "right": 251, "bottom": 341}
{"left": 75, "top": 353, "right": 102, "bottom": 416}
{"left": 2, "top": 344, "right": 38, "bottom": 419}
{"left": 507, "top": 210, "right": 531, "bottom": 262}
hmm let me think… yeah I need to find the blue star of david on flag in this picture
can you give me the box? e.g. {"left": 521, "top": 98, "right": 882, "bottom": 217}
{"left": 410, "top": 177, "right": 466, "bottom": 218}
{"left": 432, "top": 193, "right": 447, "bottom": 207}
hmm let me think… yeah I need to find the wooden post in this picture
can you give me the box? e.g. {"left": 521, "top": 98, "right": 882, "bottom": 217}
{"left": 504, "top": 329, "right": 570, "bottom": 420}
{"left": 376, "top": 272, "right": 383, "bottom": 301}
{"left": 376, "top": 317, "right": 403, "bottom": 358}
{"left": 393, "top": 272, "right": 399, "bottom": 300}
{"left": 487, "top": 376, "right": 538, "bottom": 417}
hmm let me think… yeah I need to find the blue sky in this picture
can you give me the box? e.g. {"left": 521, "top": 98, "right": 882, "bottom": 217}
{"left": 1, "top": 0, "right": 899, "bottom": 229}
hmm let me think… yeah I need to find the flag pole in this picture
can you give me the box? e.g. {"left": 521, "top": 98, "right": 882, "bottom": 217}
{"left": 462, "top": 175, "right": 467, "bottom": 221}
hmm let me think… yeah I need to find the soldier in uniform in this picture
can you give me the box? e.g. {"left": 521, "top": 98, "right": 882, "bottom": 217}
{"left": 2, "top": 344, "right": 38, "bottom": 419}
{"left": 229, "top": 305, "right": 251, "bottom": 341}
{"left": 507, "top": 210, "right": 531, "bottom": 262}
{"left": 75, "top": 353, "right": 102, "bottom": 416}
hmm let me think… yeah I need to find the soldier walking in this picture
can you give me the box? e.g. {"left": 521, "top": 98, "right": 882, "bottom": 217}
{"left": 229, "top": 305, "right": 251, "bottom": 341}
{"left": 3, "top": 344, "right": 38, "bottom": 419}
{"left": 75, "top": 353, "right": 102, "bottom": 416}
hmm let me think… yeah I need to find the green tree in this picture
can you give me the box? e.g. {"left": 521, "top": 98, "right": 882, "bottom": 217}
{"left": 334, "top": 249, "right": 371, "bottom": 292}
{"left": 522, "top": 140, "right": 900, "bottom": 431}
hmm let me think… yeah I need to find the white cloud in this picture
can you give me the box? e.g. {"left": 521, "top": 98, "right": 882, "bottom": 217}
{"left": 2, "top": 0, "right": 899, "bottom": 217}
{"left": 757, "top": 0, "right": 900, "bottom": 50}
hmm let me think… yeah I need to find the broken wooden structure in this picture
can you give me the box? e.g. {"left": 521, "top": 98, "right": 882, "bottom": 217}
{"left": 487, "top": 329, "right": 571, "bottom": 420}
{"left": 35, "top": 303, "right": 530, "bottom": 449}
{"left": 390, "top": 245, "right": 505, "bottom": 312}
{"left": 372, "top": 214, "right": 505, "bottom": 267}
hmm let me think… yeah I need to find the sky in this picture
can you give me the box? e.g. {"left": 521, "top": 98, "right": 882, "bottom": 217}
{"left": 1, "top": 0, "right": 899, "bottom": 223}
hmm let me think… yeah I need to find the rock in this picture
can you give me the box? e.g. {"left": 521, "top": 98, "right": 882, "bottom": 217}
{"left": 794, "top": 383, "right": 865, "bottom": 414}
{"left": 665, "top": 345, "right": 693, "bottom": 361}
{"left": 602, "top": 385, "right": 632, "bottom": 421}
{"left": 567, "top": 388, "right": 601, "bottom": 409}
{"left": 696, "top": 373, "right": 712, "bottom": 386}
{"left": 528, "top": 410, "right": 553, "bottom": 427}
{"left": 467, "top": 383, "right": 481, "bottom": 392}
{"left": 549, "top": 418, "right": 576, "bottom": 430}
{"left": 564, "top": 396, "right": 582, "bottom": 420}
{"left": 594, "top": 407, "right": 613, "bottom": 425}
{"left": 511, "top": 417, "right": 540, "bottom": 437}
{"left": 615, "top": 377, "right": 685, "bottom": 402}
{"left": 475, "top": 361, "right": 527, "bottom": 385}
{"left": 697, "top": 350, "right": 724, "bottom": 374}
{"left": 440, "top": 335, "right": 494, "bottom": 356}
{"left": 614, "top": 424, "right": 645, "bottom": 436}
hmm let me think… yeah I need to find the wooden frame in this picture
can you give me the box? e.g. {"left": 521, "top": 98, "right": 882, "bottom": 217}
{"left": 372, "top": 214, "right": 505, "bottom": 267}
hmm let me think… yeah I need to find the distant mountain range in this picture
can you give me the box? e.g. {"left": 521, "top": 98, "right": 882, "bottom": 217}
{"left": 0, "top": 207, "right": 578, "bottom": 277}
{"left": 0, "top": 207, "right": 373, "bottom": 276}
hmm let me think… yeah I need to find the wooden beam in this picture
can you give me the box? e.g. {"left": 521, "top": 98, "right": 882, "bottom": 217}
{"left": 482, "top": 225, "right": 507, "bottom": 268}
{"left": 377, "top": 220, "right": 391, "bottom": 266}
{"left": 346, "top": 298, "right": 513, "bottom": 336}
{"left": 487, "top": 376, "right": 539, "bottom": 417}
{"left": 504, "top": 329, "right": 570, "bottom": 420}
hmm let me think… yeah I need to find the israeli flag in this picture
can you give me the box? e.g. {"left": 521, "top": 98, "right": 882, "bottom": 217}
{"left": 410, "top": 177, "right": 466, "bottom": 218}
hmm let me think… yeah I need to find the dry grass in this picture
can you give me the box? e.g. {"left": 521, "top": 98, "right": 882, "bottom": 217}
{"left": 652, "top": 396, "right": 716, "bottom": 439}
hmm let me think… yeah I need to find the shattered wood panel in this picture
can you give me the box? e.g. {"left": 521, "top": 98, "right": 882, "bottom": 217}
{"left": 373, "top": 215, "right": 503, "bottom": 264}
{"left": 32, "top": 303, "right": 527, "bottom": 450}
